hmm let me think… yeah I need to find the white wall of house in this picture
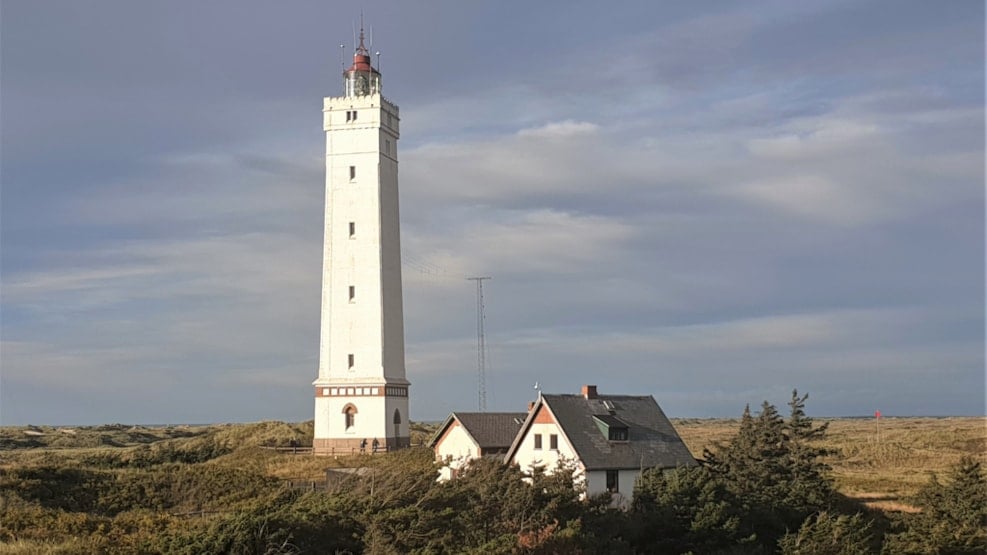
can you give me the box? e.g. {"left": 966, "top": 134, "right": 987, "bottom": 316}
{"left": 512, "top": 422, "right": 577, "bottom": 471}
{"left": 510, "top": 421, "right": 586, "bottom": 487}
{"left": 583, "top": 469, "right": 640, "bottom": 508}
{"left": 434, "top": 423, "right": 480, "bottom": 481}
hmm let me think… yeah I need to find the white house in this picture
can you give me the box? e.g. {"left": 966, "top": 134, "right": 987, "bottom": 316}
{"left": 430, "top": 412, "right": 527, "bottom": 481}
{"left": 504, "top": 385, "right": 696, "bottom": 506}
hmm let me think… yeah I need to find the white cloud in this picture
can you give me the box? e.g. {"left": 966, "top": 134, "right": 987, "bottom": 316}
{"left": 0, "top": 340, "right": 174, "bottom": 391}
{"left": 746, "top": 119, "right": 881, "bottom": 160}
{"left": 736, "top": 175, "right": 876, "bottom": 225}
{"left": 489, "top": 307, "right": 923, "bottom": 359}
{"left": 4, "top": 265, "right": 161, "bottom": 303}
{"left": 404, "top": 125, "right": 612, "bottom": 203}
{"left": 410, "top": 208, "right": 634, "bottom": 277}
{"left": 517, "top": 120, "right": 599, "bottom": 139}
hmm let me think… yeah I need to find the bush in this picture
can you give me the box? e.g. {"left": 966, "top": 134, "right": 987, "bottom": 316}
{"left": 778, "top": 512, "right": 875, "bottom": 555}
{"left": 631, "top": 465, "right": 748, "bottom": 553}
{"left": 883, "top": 457, "right": 987, "bottom": 554}
{"left": 97, "top": 464, "right": 285, "bottom": 515}
{"left": 0, "top": 466, "right": 111, "bottom": 513}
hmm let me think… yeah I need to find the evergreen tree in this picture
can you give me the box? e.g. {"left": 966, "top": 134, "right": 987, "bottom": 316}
{"left": 778, "top": 512, "right": 875, "bottom": 555}
{"left": 704, "top": 392, "right": 838, "bottom": 548}
{"left": 784, "top": 390, "right": 835, "bottom": 513}
{"left": 631, "top": 465, "right": 748, "bottom": 553}
{"left": 883, "top": 457, "right": 987, "bottom": 554}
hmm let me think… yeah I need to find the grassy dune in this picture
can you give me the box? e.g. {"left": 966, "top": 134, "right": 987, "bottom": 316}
{"left": 2, "top": 416, "right": 983, "bottom": 509}
{"left": 0, "top": 416, "right": 982, "bottom": 553}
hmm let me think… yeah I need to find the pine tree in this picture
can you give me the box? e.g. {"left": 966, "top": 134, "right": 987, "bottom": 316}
{"left": 704, "top": 392, "right": 838, "bottom": 548}
{"left": 779, "top": 512, "right": 875, "bottom": 555}
{"left": 631, "top": 465, "right": 747, "bottom": 553}
{"left": 785, "top": 390, "right": 835, "bottom": 513}
{"left": 883, "top": 457, "right": 987, "bottom": 554}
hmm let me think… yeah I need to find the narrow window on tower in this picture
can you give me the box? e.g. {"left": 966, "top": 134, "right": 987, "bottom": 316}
{"left": 385, "top": 139, "right": 391, "bottom": 155}
{"left": 349, "top": 166, "right": 356, "bottom": 181}
{"left": 351, "top": 110, "right": 357, "bottom": 121}
{"left": 347, "top": 354, "right": 355, "bottom": 369}
{"left": 349, "top": 222, "right": 356, "bottom": 238}
{"left": 348, "top": 286, "right": 355, "bottom": 302}
{"left": 345, "top": 111, "right": 350, "bottom": 122}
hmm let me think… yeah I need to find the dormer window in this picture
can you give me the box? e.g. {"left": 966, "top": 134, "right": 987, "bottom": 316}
{"left": 593, "top": 414, "right": 630, "bottom": 442}
{"left": 609, "top": 427, "right": 628, "bottom": 441}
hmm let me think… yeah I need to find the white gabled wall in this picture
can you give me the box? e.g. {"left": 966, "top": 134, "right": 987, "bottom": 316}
{"left": 583, "top": 469, "right": 639, "bottom": 508}
{"left": 509, "top": 408, "right": 586, "bottom": 488}
{"left": 512, "top": 421, "right": 580, "bottom": 473}
{"left": 433, "top": 422, "right": 480, "bottom": 481}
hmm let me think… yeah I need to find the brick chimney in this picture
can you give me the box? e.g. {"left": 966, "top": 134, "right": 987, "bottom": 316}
{"left": 581, "top": 385, "right": 598, "bottom": 399}
{"left": 527, "top": 401, "right": 536, "bottom": 412}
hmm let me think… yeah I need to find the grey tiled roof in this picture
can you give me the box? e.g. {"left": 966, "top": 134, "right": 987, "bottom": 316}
{"left": 430, "top": 412, "right": 527, "bottom": 451}
{"left": 592, "top": 414, "right": 629, "bottom": 429}
{"left": 455, "top": 412, "right": 527, "bottom": 450}
{"left": 521, "top": 394, "right": 697, "bottom": 471}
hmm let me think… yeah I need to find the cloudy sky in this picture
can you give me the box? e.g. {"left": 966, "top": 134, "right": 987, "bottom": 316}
{"left": 2, "top": 0, "right": 983, "bottom": 425}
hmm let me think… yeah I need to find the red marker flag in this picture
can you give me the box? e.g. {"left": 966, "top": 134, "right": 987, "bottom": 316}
{"left": 875, "top": 410, "right": 881, "bottom": 419}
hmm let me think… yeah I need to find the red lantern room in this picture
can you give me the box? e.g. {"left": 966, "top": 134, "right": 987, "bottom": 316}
{"left": 343, "top": 26, "right": 380, "bottom": 97}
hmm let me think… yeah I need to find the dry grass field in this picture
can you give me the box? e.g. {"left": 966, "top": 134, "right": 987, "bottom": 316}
{"left": 1, "top": 416, "right": 982, "bottom": 554}
{"left": 1, "top": 416, "right": 982, "bottom": 516}
{"left": 672, "top": 416, "right": 986, "bottom": 513}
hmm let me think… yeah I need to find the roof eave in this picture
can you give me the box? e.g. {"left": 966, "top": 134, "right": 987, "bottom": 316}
{"left": 429, "top": 412, "right": 481, "bottom": 450}
{"left": 427, "top": 413, "right": 459, "bottom": 448}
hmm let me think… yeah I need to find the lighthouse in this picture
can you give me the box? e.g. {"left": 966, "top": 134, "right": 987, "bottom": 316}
{"left": 313, "top": 28, "right": 409, "bottom": 454}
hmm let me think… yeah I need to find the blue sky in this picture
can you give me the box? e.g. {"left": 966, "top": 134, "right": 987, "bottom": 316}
{"left": 1, "top": 0, "right": 983, "bottom": 424}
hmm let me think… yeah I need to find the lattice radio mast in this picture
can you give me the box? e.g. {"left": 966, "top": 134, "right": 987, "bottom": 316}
{"left": 467, "top": 276, "right": 491, "bottom": 412}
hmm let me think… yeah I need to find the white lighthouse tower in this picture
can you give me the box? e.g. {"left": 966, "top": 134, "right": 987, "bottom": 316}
{"left": 313, "top": 28, "right": 409, "bottom": 454}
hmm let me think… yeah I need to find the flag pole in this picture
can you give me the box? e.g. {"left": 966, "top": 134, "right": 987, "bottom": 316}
{"left": 875, "top": 409, "right": 882, "bottom": 444}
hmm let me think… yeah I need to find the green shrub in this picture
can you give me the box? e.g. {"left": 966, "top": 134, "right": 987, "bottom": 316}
{"left": 0, "top": 466, "right": 111, "bottom": 512}
{"left": 779, "top": 512, "right": 875, "bottom": 555}
{"left": 883, "top": 457, "right": 987, "bottom": 554}
{"left": 631, "top": 465, "right": 748, "bottom": 553}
